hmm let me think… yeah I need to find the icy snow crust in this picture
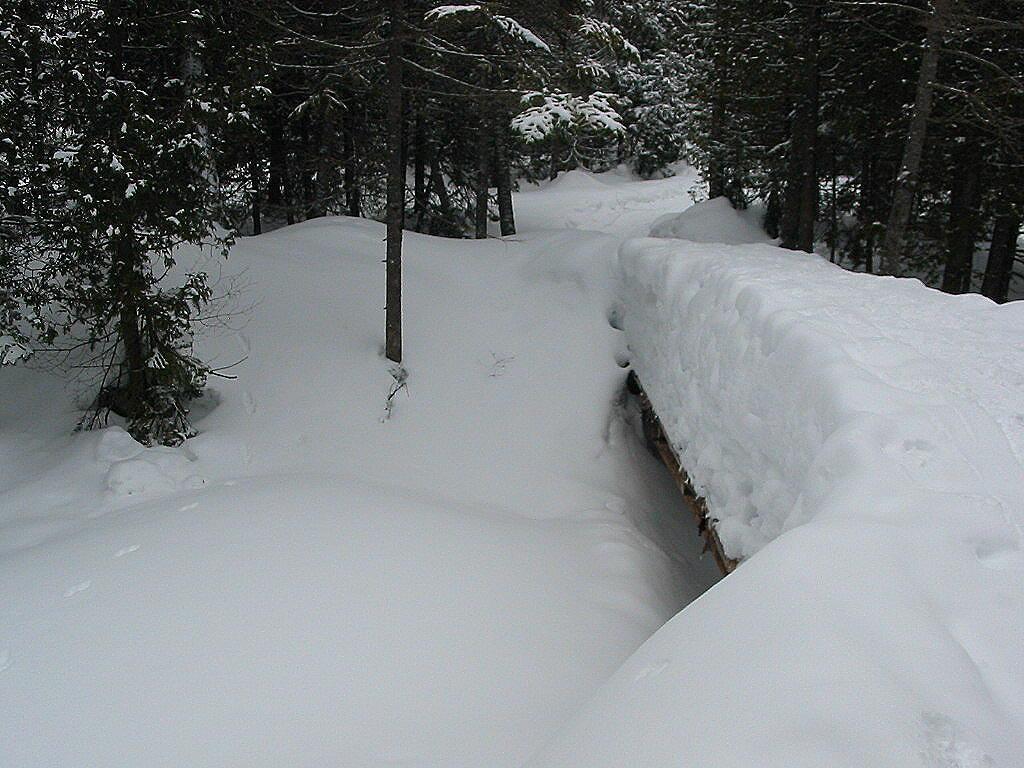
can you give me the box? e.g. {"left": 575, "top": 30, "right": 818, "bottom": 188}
{"left": 531, "top": 235, "right": 1024, "bottom": 766}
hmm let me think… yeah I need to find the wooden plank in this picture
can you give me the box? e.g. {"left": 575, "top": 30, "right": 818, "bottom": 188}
{"left": 626, "top": 371, "right": 738, "bottom": 576}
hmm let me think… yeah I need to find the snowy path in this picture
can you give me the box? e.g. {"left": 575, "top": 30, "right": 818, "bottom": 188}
{"left": 0, "top": 168, "right": 716, "bottom": 767}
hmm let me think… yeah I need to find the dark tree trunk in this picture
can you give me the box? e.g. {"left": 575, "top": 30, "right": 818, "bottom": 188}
{"left": 267, "top": 105, "right": 285, "bottom": 208}
{"left": 117, "top": 240, "right": 147, "bottom": 416}
{"left": 384, "top": 0, "right": 405, "bottom": 364}
{"left": 429, "top": 161, "right": 453, "bottom": 234}
{"left": 780, "top": 0, "right": 820, "bottom": 252}
{"left": 940, "top": 146, "right": 982, "bottom": 294}
{"left": 880, "top": 0, "right": 951, "bottom": 275}
{"left": 299, "top": 109, "right": 318, "bottom": 219}
{"left": 981, "top": 209, "right": 1021, "bottom": 303}
{"left": 494, "top": 113, "right": 516, "bottom": 236}
{"left": 549, "top": 134, "right": 561, "bottom": 181}
{"left": 707, "top": 0, "right": 728, "bottom": 199}
{"left": 104, "top": 0, "right": 147, "bottom": 418}
{"left": 343, "top": 110, "right": 361, "bottom": 217}
{"left": 763, "top": 183, "right": 782, "bottom": 238}
{"left": 857, "top": 149, "right": 877, "bottom": 274}
{"left": 475, "top": 109, "right": 490, "bottom": 240}
{"left": 249, "top": 152, "right": 262, "bottom": 236}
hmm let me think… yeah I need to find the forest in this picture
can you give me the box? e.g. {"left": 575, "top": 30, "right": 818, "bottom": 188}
{"left": 3, "top": 3, "right": 1024, "bottom": 767}
{"left": 2, "top": 0, "right": 1021, "bottom": 445}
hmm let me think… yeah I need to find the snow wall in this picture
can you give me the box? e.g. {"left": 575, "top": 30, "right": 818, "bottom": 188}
{"left": 531, "top": 237, "right": 1024, "bottom": 767}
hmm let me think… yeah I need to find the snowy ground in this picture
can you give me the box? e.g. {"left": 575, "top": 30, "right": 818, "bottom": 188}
{"left": 531, "top": 204, "right": 1024, "bottom": 768}
{"left": 9, "top": 168, "right": 1016, "bottom": 768}
{"left": 0, "top": 168, "right": 719, "bottom": 767}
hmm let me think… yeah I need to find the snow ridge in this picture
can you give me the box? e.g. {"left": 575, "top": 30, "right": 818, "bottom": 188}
{"left": 530, "top": 235, "right": 1024, "bottom": 767}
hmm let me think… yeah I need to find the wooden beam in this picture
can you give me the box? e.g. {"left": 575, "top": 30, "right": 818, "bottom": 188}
{"left": 627, "top": 371, "right": 738, "bottom": 576}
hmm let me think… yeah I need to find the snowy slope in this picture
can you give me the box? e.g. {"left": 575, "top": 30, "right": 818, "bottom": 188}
{"left": 530, "top": 235, "right": 1024, "bottom": 766}
{"left": 0, "top": 173, "right": 720, "bottom": 767}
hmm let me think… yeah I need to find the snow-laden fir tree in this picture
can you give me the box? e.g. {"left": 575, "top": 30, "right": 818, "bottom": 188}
{"left": 1, "top": 1, "right": 235, "bottom": 445}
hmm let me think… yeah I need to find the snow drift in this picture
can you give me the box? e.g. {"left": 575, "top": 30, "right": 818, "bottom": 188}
{"left": 649, "top": 197, "right": 770, "bottom": 245}
{"left": 0, "top": 176, "right": 721, "bottom": 768}
{"left": 531, "top": 238, "right": 1024, "bottom": 767}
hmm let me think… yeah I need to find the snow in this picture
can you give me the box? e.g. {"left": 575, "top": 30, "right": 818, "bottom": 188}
{"left": 0, "top": 334, "right": 29, "bottom": 365}
{"left": 492, "top": 15, "right": 550, "bottom": 52}
{"left": 649, "top": 196, "right": 771, "bottom": 244}
{"left": 0, "top": 171, "right": 719, "bottom": 766}
{"left": 512, "top": 92, "right": 625, "bottom": 144}
{"left": 424, "top": 5, "right": 482, "bottom": 22}
{"left": 6, "top": 168, "right": 1023, "bottom": 767}
{"left": 529, "top": 221, "right": 1024, "bottom": 766}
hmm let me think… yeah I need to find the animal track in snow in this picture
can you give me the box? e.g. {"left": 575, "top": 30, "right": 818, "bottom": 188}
{"left": 63, "top": 581, "right": 91, "bottom": 598}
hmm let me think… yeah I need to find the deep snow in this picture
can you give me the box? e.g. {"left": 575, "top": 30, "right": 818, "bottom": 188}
{"left": 530, "top": 230, "right": 1024, "bottom": 767}
{"left": 0, "top": 169, "right": 719, "bottom": 767}
{"left": 5, "top": 166, "right": 1021, "bottom": 768}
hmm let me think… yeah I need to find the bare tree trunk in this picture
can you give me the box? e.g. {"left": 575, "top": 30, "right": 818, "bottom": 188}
{"left": 104, "top": 0, "right": 146, "bottom": 418}
{"left": 879, "top": 0, "right": 951, "bottom": 275}
{"left": 249, "top": 152, "right": 262, "bottom": 235}
{"left": 384, "top": 0, "right": 405, "bottom": 364}
{"left": 429, "top": 160, "right": 454, "bottom": 234}
{"left": 981, "top": 208, "right": 1021, "bottom": 303}
{"left": 857, "top": 149, "right": 877, "bottom": 273}
{"left": 707, "top": 0, "right": 728, "bottom": 199}
{"left": 474, "top": 108, "right": 490, "bottom": 239}
{"left": 549, "top": 133, "right": 561, "bottom": 181}
{"left": 940, "top": 146, "right": 982, "bottom": 294}
{"left": 494, "top": 113, "right": 516, "bottom": 236}
{"left": 117, "top": 264, "right": 147, "bottom": 415}
{"left": 299, "top": 108, "right": 317, "bottom": 219}
{"left": 342, "top": 110, "right": 360, "bottom": 217}
{"left": 268, "top": 105, "right": 285, "bottom": 209}
{"left": 780, "top": 0, "right": 820, "bottom": 252}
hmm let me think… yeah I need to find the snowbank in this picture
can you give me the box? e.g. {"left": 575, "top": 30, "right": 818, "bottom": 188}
{"left": 531, "top": 239, "right": 1024, "bottom": 767}
{"left": 649, "top": 196, "right": 770, "bottom": 244}
{"left": 0, "top": 179, "right": 721, "bottom": 768}
{"left": 514, "top": 166, "right": 702, "bottom": 238}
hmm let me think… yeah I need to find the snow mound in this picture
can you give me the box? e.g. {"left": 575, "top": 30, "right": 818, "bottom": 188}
{"left": 0, "top": 186, "right": 722, "bottom": 768}
{"left": 530, "top": 239, "right": 1024, "bottom": 767}
{"left": 104, "top": 448, "right": 205, "bottom": 497}
{"left": 649, "top": 197, "right": 769, "bottom": 244}
{"left": 0, "top": 477, "right": 681, "bottom": 768}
